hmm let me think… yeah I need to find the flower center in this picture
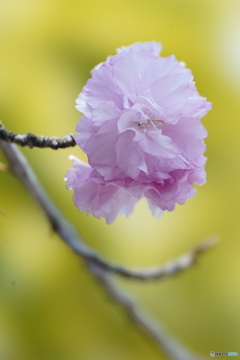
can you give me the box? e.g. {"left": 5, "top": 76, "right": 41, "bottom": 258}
{"left": 137, "top": 119, "right": 164, "bottom": 130}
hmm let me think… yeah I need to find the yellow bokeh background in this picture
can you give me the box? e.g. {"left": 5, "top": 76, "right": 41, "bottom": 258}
{"left": 0, "top": 0, "right": 240, "bottom": 359}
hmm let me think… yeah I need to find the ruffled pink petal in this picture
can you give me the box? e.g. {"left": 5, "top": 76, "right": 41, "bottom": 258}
{"left": 139, "top": 130, "right": 179, "bottom": 157}
{"left": 92, "top": 101, "right": 121, "bottom": 128}
{"left": 86, "top": 63, "right": 123, "bottom": 110}
{"left": 112, "top": 50, "right": 142, "bottom": 95}
{"left": 84, "top": 120, "right": 118, "bottom": 171}
{"left": 150, "top": 72, "right": 193, "bottom": 123}
{"left": 65, "top": 157, "right": 139, "bottom": 224}
{"left": 162, "top": 118, "right": 207, "bottom": 161}
{"left": 137, "top": 55, "right": 185, "bottom": 94}
{"left": 117, "top": 41, "right": 162, "bottom": 57}
{"left": 74, "top": 115, "right": 92, "bottom": 150}
{"left": 116, "top": 131, "right": 146, "bottom": 178}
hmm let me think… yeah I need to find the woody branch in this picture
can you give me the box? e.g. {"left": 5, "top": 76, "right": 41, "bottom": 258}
{"left": 0, "top": 122, "right": 76, "bottom": 149}
{"left": 0, "top": 138, "right": 215, "bottom": 281}
{"left": 0, "top": 138, "right": 214, "bottom": 360}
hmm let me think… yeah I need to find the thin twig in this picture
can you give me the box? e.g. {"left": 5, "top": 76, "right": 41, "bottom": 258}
{"left": 0, "top": 140, "right": 216, "bottom": 281}
{"left": 0, "top": 123, "right": 76, "bottom": 149}
{"left": 88, "top": 261, "right": 206, "bottom": 360}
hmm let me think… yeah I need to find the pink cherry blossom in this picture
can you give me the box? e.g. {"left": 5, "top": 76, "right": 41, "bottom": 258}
{"left": 66, "top": 42, "right": 211, "bottom": 223}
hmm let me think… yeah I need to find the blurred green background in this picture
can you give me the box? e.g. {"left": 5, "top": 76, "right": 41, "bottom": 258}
{"left": 0, "top": 0, "right": 239, "bottom": 359}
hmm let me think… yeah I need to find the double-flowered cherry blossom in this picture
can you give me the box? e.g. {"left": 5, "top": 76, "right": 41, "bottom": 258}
{"left": 65, "top": 42, "right": 211, "bottom": 224}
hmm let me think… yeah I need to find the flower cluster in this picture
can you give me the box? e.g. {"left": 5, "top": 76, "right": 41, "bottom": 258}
{"left": 65, "top": 42, "right": 211, "bottom": 224}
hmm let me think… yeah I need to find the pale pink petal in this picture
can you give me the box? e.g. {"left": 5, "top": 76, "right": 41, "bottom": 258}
{"left": 116, "top": 131, "right": 146, "bottom": 178}
{"left": 139, "top": 130, "right": 179, "bottom": 157}
{"left": 87, "top": 63, "right": 123, "bottom": 110}
{"left": 117, "top": 41, "right": 162, "bottom": 57}
{"left": 92, "top": 101, "right": 121, "bottom": 127}
{"left": 162, "top": 118, "right": 207, "bottom": 161}
{"left": 65, "top": 158, "right": 139, "bottom": 224}
{"left": 112, "top": 50, "right": 142, "bottom": 95}
{"left": 85, "top": 120, "right": 118, "bottom": 171}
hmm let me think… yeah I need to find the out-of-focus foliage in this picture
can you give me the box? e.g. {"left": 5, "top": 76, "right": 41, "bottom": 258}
{"left": 0, "top": 1, "right": 239, "bottom": 359}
